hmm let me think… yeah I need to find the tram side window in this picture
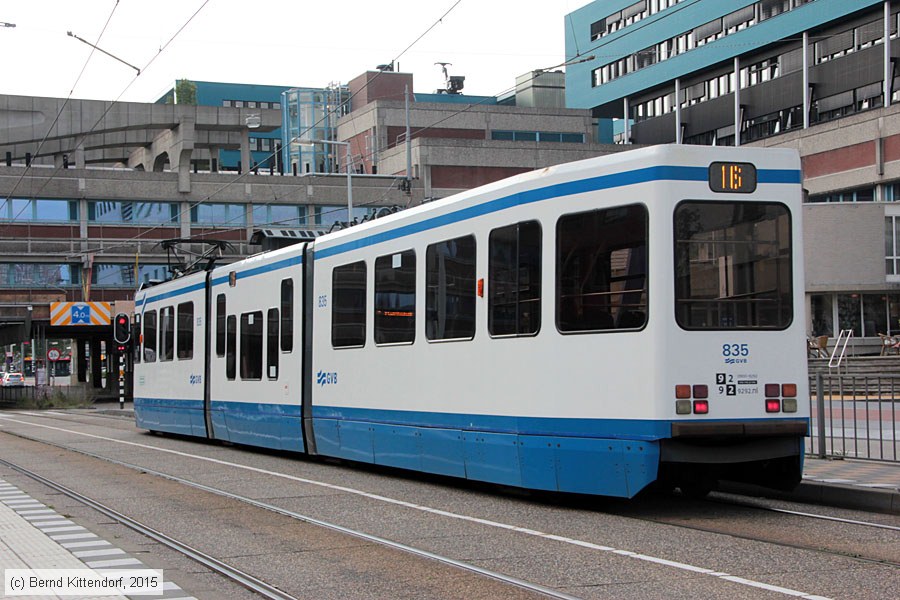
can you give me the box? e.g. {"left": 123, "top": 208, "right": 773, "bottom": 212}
{"left": 133, "top": 313, "right": 142, "bottom": 364}
{"left": 375, "top": 250, "right": 416, "bottom": 344}
{"left": 489, "top": 221, "right": 542, "bottom": 336}
{"left": 216, "top": 294, "right": 226, "bottom": 357}
{"left": 332, "top": 261, "right": 367, "bottom": 348}
{"left": 160, "top": 306, "right": 174, "bottom": 361}
{"left": 267, "top": 308, "right": 279, "bottom": 379}
{"left": 143, "top": 310, "right": 157, "bottom": 363}
{"left": 281, "top": 279, "right": 293, "bottom": 352}
{"left": 557, "top": 205, "right": 648, "bottom": 332}
{"left": 240, "top": 311, "right": 263, "bottom": 380}
{"left": 177, "top": 302, "right": 194, "bottom": 359}
{"left": 426, "top": 235, "right": 476, "bottom": 340}
{"left": 226, "top": 315, "right": 236, "bottom": 380}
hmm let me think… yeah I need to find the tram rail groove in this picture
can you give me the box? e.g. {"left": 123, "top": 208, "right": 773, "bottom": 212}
{"left": 0, "top": 430, "right": 582, "bottom": 600}
{"left": 0, "top": 457, "right": 299, "bottom": 600}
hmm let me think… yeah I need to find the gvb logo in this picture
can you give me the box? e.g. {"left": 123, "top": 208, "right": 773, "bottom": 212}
{"left": 317, "top": 371, "right": 338, "bottom": 386}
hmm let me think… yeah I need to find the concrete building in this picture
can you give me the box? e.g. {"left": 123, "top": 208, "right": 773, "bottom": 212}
{"left": 565, "top": 0, "right": 900, "bottom": 349}
{"left": 157, "top": 80, "right": 292, "bottom": 173}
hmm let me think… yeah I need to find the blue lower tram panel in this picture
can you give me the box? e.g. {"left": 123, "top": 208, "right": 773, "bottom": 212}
{"left": 312, "top": 418, "right": 659, "bottom": 498}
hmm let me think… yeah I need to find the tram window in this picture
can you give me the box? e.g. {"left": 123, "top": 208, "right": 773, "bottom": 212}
{"left": 375, "top": 250, "right": 416, "bottom": 345}
{"left": 557, "top": 205, "right": 648, "bottom": 332}
{"left": 133, "top": 313, "right": 142, "bottom": 364}
{"left": 674, "top": 201, "right": 792, "bottom": 329}
{"left": 226, "top": 315, "right": 236, "bottom": 380}
{"left": 489, "top": 221, "right": 541, "bottom": 336}
{"left": 177, "top": 302, "right": 194, "bottom": 360}
{"left": 332, "top": 261, "right": 367, "bottom": 348}
{"left": 281, "top": 279, "right": 293, "bottom": 352}
{"left": 240, "top": 311, "right": 264, "bottom": 380}
{"left": 267, "top": 308, "right": 279, "bottom": 379}
{"left": 216, "top": 294, "right": 226, "bottom": 357}
{"left": 143, "top": 310, "right": 157, "bottom": 363}
{"left": 426, "top": 235, "right": 476, "bottom": 340}
{"left": 160, "top": 306, "right": 174, "bottom": 362}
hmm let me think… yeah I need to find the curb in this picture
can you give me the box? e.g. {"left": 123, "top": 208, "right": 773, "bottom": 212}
{"left": 719, "top": 480, "right": 900, "bottom": 515}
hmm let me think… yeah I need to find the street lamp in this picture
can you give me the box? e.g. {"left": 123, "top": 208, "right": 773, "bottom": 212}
{"left": 294, "top": 138, "right": 353, "bottom": 222}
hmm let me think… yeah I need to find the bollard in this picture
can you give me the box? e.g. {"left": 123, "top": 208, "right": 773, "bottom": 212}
{"left": 119, "top": 355, "right": 125, "bottom": 410}
{"left": 816, "top": 370, "right": 826, "bottom": 458}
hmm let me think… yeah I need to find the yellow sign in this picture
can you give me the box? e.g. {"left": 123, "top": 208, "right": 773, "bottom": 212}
{"left": 50, "top": 302, "right": 112, "bottom": 326}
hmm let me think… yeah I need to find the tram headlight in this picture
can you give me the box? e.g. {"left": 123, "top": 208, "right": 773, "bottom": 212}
{"left": 782, "top": 398, "right": 798, "bottom": 413}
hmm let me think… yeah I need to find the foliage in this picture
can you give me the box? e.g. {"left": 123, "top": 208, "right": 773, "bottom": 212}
{"left": 174, "top": 79, "right": 198, "bottom": 105}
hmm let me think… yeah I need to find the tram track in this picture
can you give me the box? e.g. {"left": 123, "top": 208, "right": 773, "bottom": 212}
{"left": 2, "top": 410, "right": 898, "bottom": 599}
{"left": 0, "top": 423, "right": 580, "bottom": 600}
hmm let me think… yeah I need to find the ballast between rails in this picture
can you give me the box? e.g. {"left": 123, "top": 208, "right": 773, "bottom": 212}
{"left": 132, "top": 144, "right": 811, "bottom": 499}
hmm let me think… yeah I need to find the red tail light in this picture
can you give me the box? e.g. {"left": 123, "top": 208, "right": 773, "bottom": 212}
{"left": 692, "top": 384, "right": 708, "bottom": 399}
{"left": 766, "top": 399, "right": 781, "bottom": 413}
{"left": 764, "top": 383, "right": 780, "bottom": 397}
{"left": 675, "top": 385, "right": 691, "bottom": 399}
{"left": 781, "top": 383, "right": 797, "bottom": 397}
{"left": 693, "top": 400, "right": 709, "bottom": 414}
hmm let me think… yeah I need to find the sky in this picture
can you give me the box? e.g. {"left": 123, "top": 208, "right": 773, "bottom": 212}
{"left": 1, "top": 0, "right": 588, "bottom": 103}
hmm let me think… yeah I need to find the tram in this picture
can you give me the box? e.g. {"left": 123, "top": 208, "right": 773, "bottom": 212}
{"left": 133, "top": 144, "right": 809, "bottom": 498}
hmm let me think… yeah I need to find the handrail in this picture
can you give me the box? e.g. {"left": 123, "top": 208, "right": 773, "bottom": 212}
{"left": 828, "top": 329, "right": 853, "bottom": 368}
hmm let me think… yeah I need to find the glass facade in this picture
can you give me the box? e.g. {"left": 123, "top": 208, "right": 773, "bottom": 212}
{"left": 282, "top": 86, "right": 350, "bottom": 175}
{"left": 0, "top": 199, "right": 78, "bottom": 222}
{"left": 88, "top": 201, "right": 178, "bottom": 224}
{"left": 0, "top": 264, "right": 79, "bottom": 287}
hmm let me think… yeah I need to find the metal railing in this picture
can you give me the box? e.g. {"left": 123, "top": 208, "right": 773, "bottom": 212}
{"left": 808, "top": 370, "right": 899, "bottom": 462}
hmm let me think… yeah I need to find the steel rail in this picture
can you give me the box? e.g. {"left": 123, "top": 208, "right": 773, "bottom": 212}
{"left": 0, "top": 428, "right": 582, "bottom": 600}
{"left": 0, "top": 457, "right": 298, "bottom": 600}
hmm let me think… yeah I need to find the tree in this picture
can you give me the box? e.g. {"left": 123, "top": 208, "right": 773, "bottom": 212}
{"left": 174, "top": 79, "right": 197, "bottom": 105}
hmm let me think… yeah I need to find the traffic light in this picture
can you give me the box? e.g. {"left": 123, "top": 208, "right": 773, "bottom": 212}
{"left": 113, "top": 313, "right": 131, "bottom": 348}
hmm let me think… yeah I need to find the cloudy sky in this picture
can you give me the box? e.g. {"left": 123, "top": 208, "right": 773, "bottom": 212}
{"left": 2, "top": 0, "right": 588, "bottom": 102}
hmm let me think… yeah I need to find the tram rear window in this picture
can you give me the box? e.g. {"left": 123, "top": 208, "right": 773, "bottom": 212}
{"left": 674, "top": 201, "right": 792, "bottom": 330}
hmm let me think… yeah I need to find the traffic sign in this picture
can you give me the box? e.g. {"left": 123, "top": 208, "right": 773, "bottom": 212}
{"left": 47, "top": 348, "right": 61, "bottom": 362}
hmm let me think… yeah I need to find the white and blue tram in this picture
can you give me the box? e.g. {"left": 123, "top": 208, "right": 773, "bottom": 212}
{"left": 134, "top": 144, "right": 809, "bottom": 498}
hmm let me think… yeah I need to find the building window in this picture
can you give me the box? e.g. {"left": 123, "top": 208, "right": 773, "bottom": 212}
{"left": 88, "top": 201, "right": 178, "bottom": 224}
{"left": 0, "top": 264, "right": 80, "bottom": 288}
{"left": 252, "top": 205, "right": 307, "bottom": 228}
{"left": 240, "top": 311, "right": 263, "bottom": 380}
{"left": 191, "top": 203, "right": 246, "bottom": 226}
{"left": 92, "top": 264, "right": 170, "bottom": 288}
{"left": 375, "top": 250, "right": 416, "bottom": 345}
{"left": 557, "top": 205, "right": 648, "bottom": 332}
{"left": 809, "top": 186, "right": 875, "bottom": 203}
{"left": 0, "top": 199, "right": 78, "bottom": 222}
{"left": 810, "top": 294, "right": 833, "bottom": 337}
{"left": 332, "top": 261, "right": 367, "bottom": 348}
{"left": 143, "top": 310, "right": 157, "bottom": 363}
{"left": 177, "top": 302, "right": 193, "bottom": 360}
{"left": 426, "top": 235, "right": 476, "bottom": 341}
{"left": 886, "top": 216, "right": 900, "bottom": 276}
{"left": 489, "top": 221, "right": 542, "bottom": 336}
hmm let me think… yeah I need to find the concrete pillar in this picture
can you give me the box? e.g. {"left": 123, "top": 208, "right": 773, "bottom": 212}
{"left": 209, "top": 146, "right": 220, "bottom": 172}
{"left": 90, "top": 339, "right": 103, "bottom": 389}
{"left": 76, "top": 339, "right": 88, "bottom": 383}
{"left": 623, "top": 97, "right": 631, "bottom": 144}
{"left": 885, "top": 0, "right": 893, "bottom": 108}
{"left": 74, "top": 136, "right": 86, "bottom": 169}
{"left": 674, "top": 79, "right": 682, "bottom": 144}
{"left": 803, "top": 31, "right": 810, "bottom": 129}
{"left": 734, "top": 57, "right": 741, "bottom": 146}
{"left": 240, "top": 128, "right": 251, "bottom": 174}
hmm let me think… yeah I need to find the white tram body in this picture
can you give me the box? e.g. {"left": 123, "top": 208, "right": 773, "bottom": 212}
{"left": 134, "top": 144, "right": 809, "bottom": 498}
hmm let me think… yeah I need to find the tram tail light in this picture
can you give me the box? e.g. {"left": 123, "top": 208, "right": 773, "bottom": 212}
{"left": 692, "top": 384, "right": 708, "bottom": 399}
{"left": 675, "top": 385, "right": 691, "bottom": 399}
{"left": 781, "top": 383, "right": 797, "bottom": 398}
{"left": 675, "top": 400, "right": 692, "bottom": 415}
{"left": 782, "top": 398, "right": 798, "bottom": 413}
{"left": 693, "top": 400, "right": 709, "bottom": 414}
{"left": 766, "top": 399, "right": 781, "bottom": 413}
{"left": 764, "top": 383, "right": 780, "bottom": 397}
